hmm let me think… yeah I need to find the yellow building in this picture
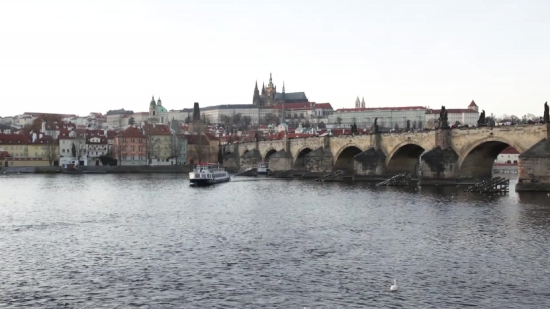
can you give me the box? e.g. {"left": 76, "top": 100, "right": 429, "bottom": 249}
{"left": 143, "top": 123, "right": 174, "bottom": 165}
{"left": 0, "top": 134, "right": 58, "bottom": 167}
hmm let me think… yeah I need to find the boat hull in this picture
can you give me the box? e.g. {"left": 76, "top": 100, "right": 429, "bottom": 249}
{"left": 189, "top": 177, "right": 231, "bottom": 187}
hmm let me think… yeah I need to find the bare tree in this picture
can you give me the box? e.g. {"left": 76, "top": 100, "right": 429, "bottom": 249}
{"left": 425, "top": 119, "right": 437, "bottom": 129}
{"left": 113, "top": 139, "right": 124, "bottom": 166}
{"left": 220, "top": 115, "right": 232, "bottom": 127}
{"left": 145, "top": 135, "right": 160, "bottom": 166}
{"left": 73, "top": 133, "right": 87, "bottom": 165}
{"left": 336, "top": 117, "right": 342, "bottom": 127}
{"left": 169, "top": 133, "right": 185, "bottom": 164}
{"left": 44, "top": 139, "right": 58, "bottom": 166}
{"left": 242, "top": 116, "right": 252, "bottom": 131}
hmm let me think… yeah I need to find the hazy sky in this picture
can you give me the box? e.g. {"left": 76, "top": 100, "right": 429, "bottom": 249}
{"left": 1, "top": 0, "right": 549, "bottom": 118}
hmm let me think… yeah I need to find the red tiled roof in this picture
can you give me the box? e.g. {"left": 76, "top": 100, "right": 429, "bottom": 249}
{"left": 336, "top": 106, "right": 426, "bottom": 112}
{"left": 0, "top": 151, "right": 10, "bottom": 159}
{"left": 500, "top": 146, "right": 519, "bottom": 154}
{"left": 45, "top": 123, "right": 61, "bottom": 130}
{"left": 106, "top": 130, "right": 117, "bottom": 139}
{"left": 315, "top": 103, "right": 333, "bottom": 109}
{"left": 425, "top": 109, "right": 478, "bottom": 114}
{"left": 35, "top": 135, "right": 55, "bottom": 143}
{"left": 0, "top": 133, "right": 31, "bottom": 144}
{"left": 143, "top": 123, "right": 171, "bottom": 135}
{"left": 85, "top": 129, "right": 105, "bottom": 137}
{"left": 117, "top": 126, "right": 145, "bottom": 138}
{"left": 468, "top": 100, "right": 477, "bottom": 107}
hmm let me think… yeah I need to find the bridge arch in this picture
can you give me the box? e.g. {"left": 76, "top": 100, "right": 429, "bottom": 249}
{"left": 294, "top": 147, "right": 314, "bottom": 169}
{"left": 264, "top": 148, "right": 278, "bottom": 162}
{"left": 386, "top": 141, "right": 426, "bottom": 175}
{"left": 458, "top": 136, "right": 525, "bottom": 179}
{"left": 334, "top": 144, "right": 363, "bottom": 171}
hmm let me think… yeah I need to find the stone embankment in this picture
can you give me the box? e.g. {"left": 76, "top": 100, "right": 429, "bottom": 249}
{"left": 0, "top": 165, "right": 193, "bottom": 174}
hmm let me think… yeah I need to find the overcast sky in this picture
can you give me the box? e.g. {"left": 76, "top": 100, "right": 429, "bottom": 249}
{"left": 1, "top": 0, "right": 549, "bottom": 118}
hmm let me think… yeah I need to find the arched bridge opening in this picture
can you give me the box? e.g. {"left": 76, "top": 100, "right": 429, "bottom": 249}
{"left": 387, "top": 144, "right": 425, "bottom": 176}
{"left": 460, "top": 141, "right": 516, "bottom": 179}
{"left": 294, "top": 148, "right": 313, "bottom": 170}
{"left": 334, "top": 146, "right": 362, "bottom": 172}
{"left": 264, "top": 149, "right": 277, "bottom": 162}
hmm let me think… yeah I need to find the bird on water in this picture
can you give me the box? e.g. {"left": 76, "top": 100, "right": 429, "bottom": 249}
{"left": 390, "top": 279, "right": 398, "bottom": 291}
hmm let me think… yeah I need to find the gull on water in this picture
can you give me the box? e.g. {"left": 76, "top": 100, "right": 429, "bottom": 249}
{"left": 390, "top": 279, "right": 398, "bottom": 291}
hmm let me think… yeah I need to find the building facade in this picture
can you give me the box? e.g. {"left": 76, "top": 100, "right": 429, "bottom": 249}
{"left": 143, "top": 123, "right": 174, "bottom": 165}
{"left": 113, "top": 126, "right": 146, "bottom": 166}
{"left": 329, "top": 106, "right": 427, "bottom": 130}
{"left": 424, "top": 101, "right": 480, "bottom": 128}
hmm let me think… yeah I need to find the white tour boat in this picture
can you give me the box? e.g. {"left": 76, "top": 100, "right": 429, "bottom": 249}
{"left": 257, "top": 162, "right": 270, "bottom": 175}
{"left": 189, "top": 163, "right": 231, "bottom": 186}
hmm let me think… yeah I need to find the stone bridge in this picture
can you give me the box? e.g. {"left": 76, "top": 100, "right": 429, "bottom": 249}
{"left": 222, "top": 124, "right": 550, "bottom": 191}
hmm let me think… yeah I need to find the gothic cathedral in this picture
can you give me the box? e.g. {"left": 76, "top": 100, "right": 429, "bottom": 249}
{"left": 252, "top": 73, "right": 309, "bottom": 106}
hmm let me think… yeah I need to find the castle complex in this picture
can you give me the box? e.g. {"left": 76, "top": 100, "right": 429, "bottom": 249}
{"left": 252, "top": 73, "right": 308, "bottom": 106}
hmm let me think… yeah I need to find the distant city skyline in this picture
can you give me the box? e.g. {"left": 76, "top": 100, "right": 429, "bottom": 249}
{"left": 1, "top": 0, "right": 549, "bottom": 118}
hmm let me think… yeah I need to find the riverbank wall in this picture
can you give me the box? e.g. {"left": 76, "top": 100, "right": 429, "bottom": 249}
{"left": 0, "top": 165, "right": 194, "bottom": 174}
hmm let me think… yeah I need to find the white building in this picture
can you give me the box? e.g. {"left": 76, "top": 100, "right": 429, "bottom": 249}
{"left": 425, "top": 101, "right": 479, "bottom": 128}
{"left": 106, "top": 109, "right": 133, "bottom": 128}
{"left": 197, "top": 104, "right": 261, "bottom": 125}
{"left": 494, "top": 146, "right": 519, "bottom": 164}
{"left": 86, "top": 136, "right": 108, "bottom": 166}
{"left": 328, "top": 106, "right": 427, "bottom": 130}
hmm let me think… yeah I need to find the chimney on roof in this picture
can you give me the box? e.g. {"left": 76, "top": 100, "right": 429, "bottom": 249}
{"left": 32, "top": 132, "right": 37, "bottom": 143}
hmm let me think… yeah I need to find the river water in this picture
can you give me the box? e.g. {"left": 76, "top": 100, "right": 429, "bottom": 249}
{"left": 1, "top": 174, "right": 550, "bottom": 308}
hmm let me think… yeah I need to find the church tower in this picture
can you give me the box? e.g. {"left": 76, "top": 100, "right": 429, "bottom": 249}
{"left": 361, "top": 97, "right": 365, "bottom": 108}
{"left": 149, "top": 96, "right": 157, "bottom": 116}
{"left": 355, "top": 96, "right": 360, "bottom": 108}
{"left": 253, "top": 81, "right": 261, "bottom": 106}
{"left": 265, "top": 73, "right": 276, "bottom": 106}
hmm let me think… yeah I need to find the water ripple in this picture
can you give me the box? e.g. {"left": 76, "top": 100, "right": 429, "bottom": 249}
{"left": 1, "top": 174, "right": 550, "bottom": 308}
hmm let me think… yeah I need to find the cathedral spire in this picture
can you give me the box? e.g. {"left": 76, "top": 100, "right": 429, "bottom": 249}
{"left": 150, "top": 96, "right": 156, "bottom": 106}
{"left": 361, "top": 97, "right": 365, "bottom": 108}
{"left": 268, "top": 72, "right": 274, "bottom": 88}
{"left": 281, "top": 81, "right": 286, "bottom": 103}
{"left": 355, "top": 96, "right": 360, "bottom": 108}
{"left": 253, "top": 80, "right": 261, "bottom": 105}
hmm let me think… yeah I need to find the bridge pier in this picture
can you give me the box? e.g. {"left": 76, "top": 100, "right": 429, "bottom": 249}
{"left": 418, "top": 146, "right": 460, "bottom": 185}
{"left": 302, "top": 147, "right": 333, "bottom": 176}
{"left": 354, "top": 147, "right": 387, "bottom": 177}
{"left": 516, "top": 138, "right": 550, "bottom": 191}
{"left": 221, "top": 144, "right": 240, "bottom": 173}
{"left": 269, "top": 150, "right": 293, "bottom": 172}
